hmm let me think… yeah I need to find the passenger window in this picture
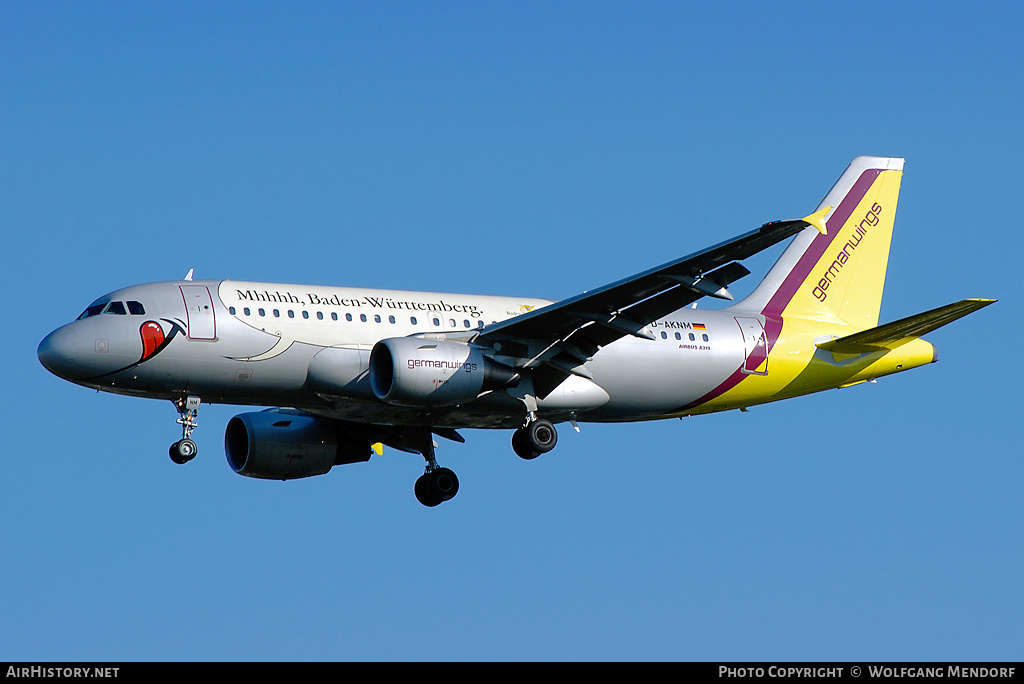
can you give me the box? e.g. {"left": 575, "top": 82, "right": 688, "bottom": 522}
{"left": 229, "top": 307, "right": 236, "bottom": 315}
{"left": 661, "top": 331, "right": 667, "bottom": 339}
{"left": 448, "top": 319, "right": 456, "bottom": 328}
{"left": 243, "top": 307, "right": 251, "bottom": 316}
{"left": 389, "top": 315, "right": 396, "bottom": 324}
{"left": 374, "top": 315, "right": 381, "bottom": 323}
{"left": 345, "top": 313, "right": 352, "bottom": 322}
{"left": 287, "top": 310, "right": 295, "bottom": 318}
{"left": 273, "top": 309, "right": 280, "bottom": 318}
{"left": 360, "top": 314, "right": 367, "bottom": 323}
{"left": 127, "top": 301, "right": 146, "bottom": 315}
{"left": 302, "top": 311, "right": 309, "bottom": 320}
{"left": 463, "top": 320, "right": 470, "bottom": 328}
{"left": 411, "top": 316, "right": 418, "bottom": 325}
{"left": 433, "top": 318, "right": 441, "bottom": 327}
{"left": 258, "top": 308, "right": 266, "bottom": 317}
{"left": 702, "top": 334, "right": 709, "bottom": 342}
{"left": 689, "top": 333, "right": 695, "bottom": 341}
{"left": 104, "top": 301, "right": 127, "bottom": 315}
{"left": 316, "top": 311, "right": 323, "bottom": 320}
{"left": 675, "top": 332, "right": 681, "bottom": 340}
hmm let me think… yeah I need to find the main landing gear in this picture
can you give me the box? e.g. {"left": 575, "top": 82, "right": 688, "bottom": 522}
{"left": 413, "top": 432, "right": 460, "bottom": 508}
{"left": 169, "top": 395, "right": 201, "bottom": 464}
{"left": 511, "top": 417, "right": 558, "bottom": 460}
{"left": 410, "top": 417, "right": 558, "bottom": 507}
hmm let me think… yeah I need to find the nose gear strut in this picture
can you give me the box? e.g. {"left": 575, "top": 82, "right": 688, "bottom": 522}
{"left": 169, "top": 395, "right": 200, "bottom": 464}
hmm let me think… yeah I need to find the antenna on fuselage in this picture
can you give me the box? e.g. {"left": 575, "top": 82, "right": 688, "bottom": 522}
{"left": 184, "top": 269, "right": 194, "bottom": 281}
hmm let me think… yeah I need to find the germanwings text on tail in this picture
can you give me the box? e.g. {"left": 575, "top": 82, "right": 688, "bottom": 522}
{"left": 38, "top": 157, "right": 995, "bottom": 506}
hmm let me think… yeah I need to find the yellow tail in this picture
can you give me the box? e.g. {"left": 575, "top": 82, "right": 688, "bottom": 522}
{"left": 738, "top": 157, "right": 904, "bottom": 330}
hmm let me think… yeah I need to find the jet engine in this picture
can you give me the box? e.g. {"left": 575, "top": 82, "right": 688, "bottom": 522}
{"left": 224, "top": 410, "right": 372, "bottom": 480}
{"left": 369, "top": 337, "right": 519, "bottom": 407}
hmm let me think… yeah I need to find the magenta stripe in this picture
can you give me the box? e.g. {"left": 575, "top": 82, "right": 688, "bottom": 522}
{"left": 761, "top": 168, "right": 881, "bottom": 318}
{"left": 678, "top": 168, "right": 882, "bottom": 412}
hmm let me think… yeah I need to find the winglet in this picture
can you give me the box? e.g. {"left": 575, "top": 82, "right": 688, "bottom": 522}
{"left": 372, "top": 442, "right": 383, "bottom": 456}
{"left": 802, "top": 205, "right": 832, "bottom": 236}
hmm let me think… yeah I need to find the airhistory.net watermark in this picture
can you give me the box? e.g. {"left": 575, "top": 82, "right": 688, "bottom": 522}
{"left": 5, "top": 667, "right": 118, "bottom": 678}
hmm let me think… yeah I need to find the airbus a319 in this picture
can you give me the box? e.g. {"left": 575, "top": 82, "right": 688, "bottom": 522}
{"left": 38, "top": 157, "right": 994, "bottom": 506}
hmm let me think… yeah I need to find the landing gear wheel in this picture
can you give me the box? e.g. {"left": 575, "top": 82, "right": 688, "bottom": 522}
{"left": 415, "top": 467, "right": 460, "bottom": 507}
{"left": 415, "top": 476, "right": 441, "bottom": 507}
{"left": 513, "top": 418, "right": 558, "bottom": 459}
{"left": 528, "top": 418, "right": 557, "bottom": 453}
{"left": 169, "top": 438, "right": 197, "bottom": 464}
{"left": 512, "top": 428, "right": 540, "bottom": 460}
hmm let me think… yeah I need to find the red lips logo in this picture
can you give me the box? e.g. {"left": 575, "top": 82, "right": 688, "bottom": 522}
{"left": 140, "top": 321, "right": 166, "bottom": 361}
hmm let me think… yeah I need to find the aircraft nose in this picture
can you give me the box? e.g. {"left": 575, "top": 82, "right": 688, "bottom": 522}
{"left": 38, "top": 326, "right": 81, "bottom": 380}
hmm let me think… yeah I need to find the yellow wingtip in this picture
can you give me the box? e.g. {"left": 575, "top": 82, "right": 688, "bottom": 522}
{"left": 803, "top": 205, "right": 833, "bottom": 235}
{"left": 372, "top": 442, "right": 383, "bottom": 456}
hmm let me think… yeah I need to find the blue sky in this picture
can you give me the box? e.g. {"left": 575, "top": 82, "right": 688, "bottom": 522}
{"left": 2, "top": 2, "right": 1021, "bottom": 661}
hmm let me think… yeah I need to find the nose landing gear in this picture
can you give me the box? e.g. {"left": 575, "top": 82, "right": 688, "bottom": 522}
{"left": 169, "top": 395, "right": 201, "bottom": 464}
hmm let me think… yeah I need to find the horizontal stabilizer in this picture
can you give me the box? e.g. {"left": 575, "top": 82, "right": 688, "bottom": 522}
{"left": 815, "top": 299, "right": 996, "bottom": 354}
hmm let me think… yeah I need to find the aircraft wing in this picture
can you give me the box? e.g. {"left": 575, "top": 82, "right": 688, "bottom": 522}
{"left": 475, "top": 212, "right": 827, "bottom": 395}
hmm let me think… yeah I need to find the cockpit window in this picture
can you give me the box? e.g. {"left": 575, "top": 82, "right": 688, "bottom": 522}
{"left": 77, "top": 303, "right": 108, "bottom": 320}
{"left": 76, "top": 299, "right": 146, "bottom": 320}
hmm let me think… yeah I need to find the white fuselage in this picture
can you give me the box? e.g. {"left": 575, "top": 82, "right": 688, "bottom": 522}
{"left": 40, "top": 279, "right": 751, "bottom": 429}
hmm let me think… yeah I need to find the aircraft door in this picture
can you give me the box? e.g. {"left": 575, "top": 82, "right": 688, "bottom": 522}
{"left": 734, "top": 316, "right": 768, "bottom": 375}
{"left": 180, "top": 285, "right": 217, "bottom": 340}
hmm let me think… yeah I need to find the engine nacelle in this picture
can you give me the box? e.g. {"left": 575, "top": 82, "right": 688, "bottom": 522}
{"left": 307, "top": 345, "right": 374, "bottom": 400}
{"left": 369, "top": 337, "right": 519, "bottom": 407}
{"left": 224, "top": 410, "right": 372, "bottom": 480}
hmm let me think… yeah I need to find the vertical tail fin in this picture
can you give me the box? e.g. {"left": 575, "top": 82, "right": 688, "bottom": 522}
{"left": 735, "top": 156, "right": 904, "bottom": 329}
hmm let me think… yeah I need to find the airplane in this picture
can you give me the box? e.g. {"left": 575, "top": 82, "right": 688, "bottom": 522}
{"left": 38, "top": 156, "right": 995, "bottom": 506}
